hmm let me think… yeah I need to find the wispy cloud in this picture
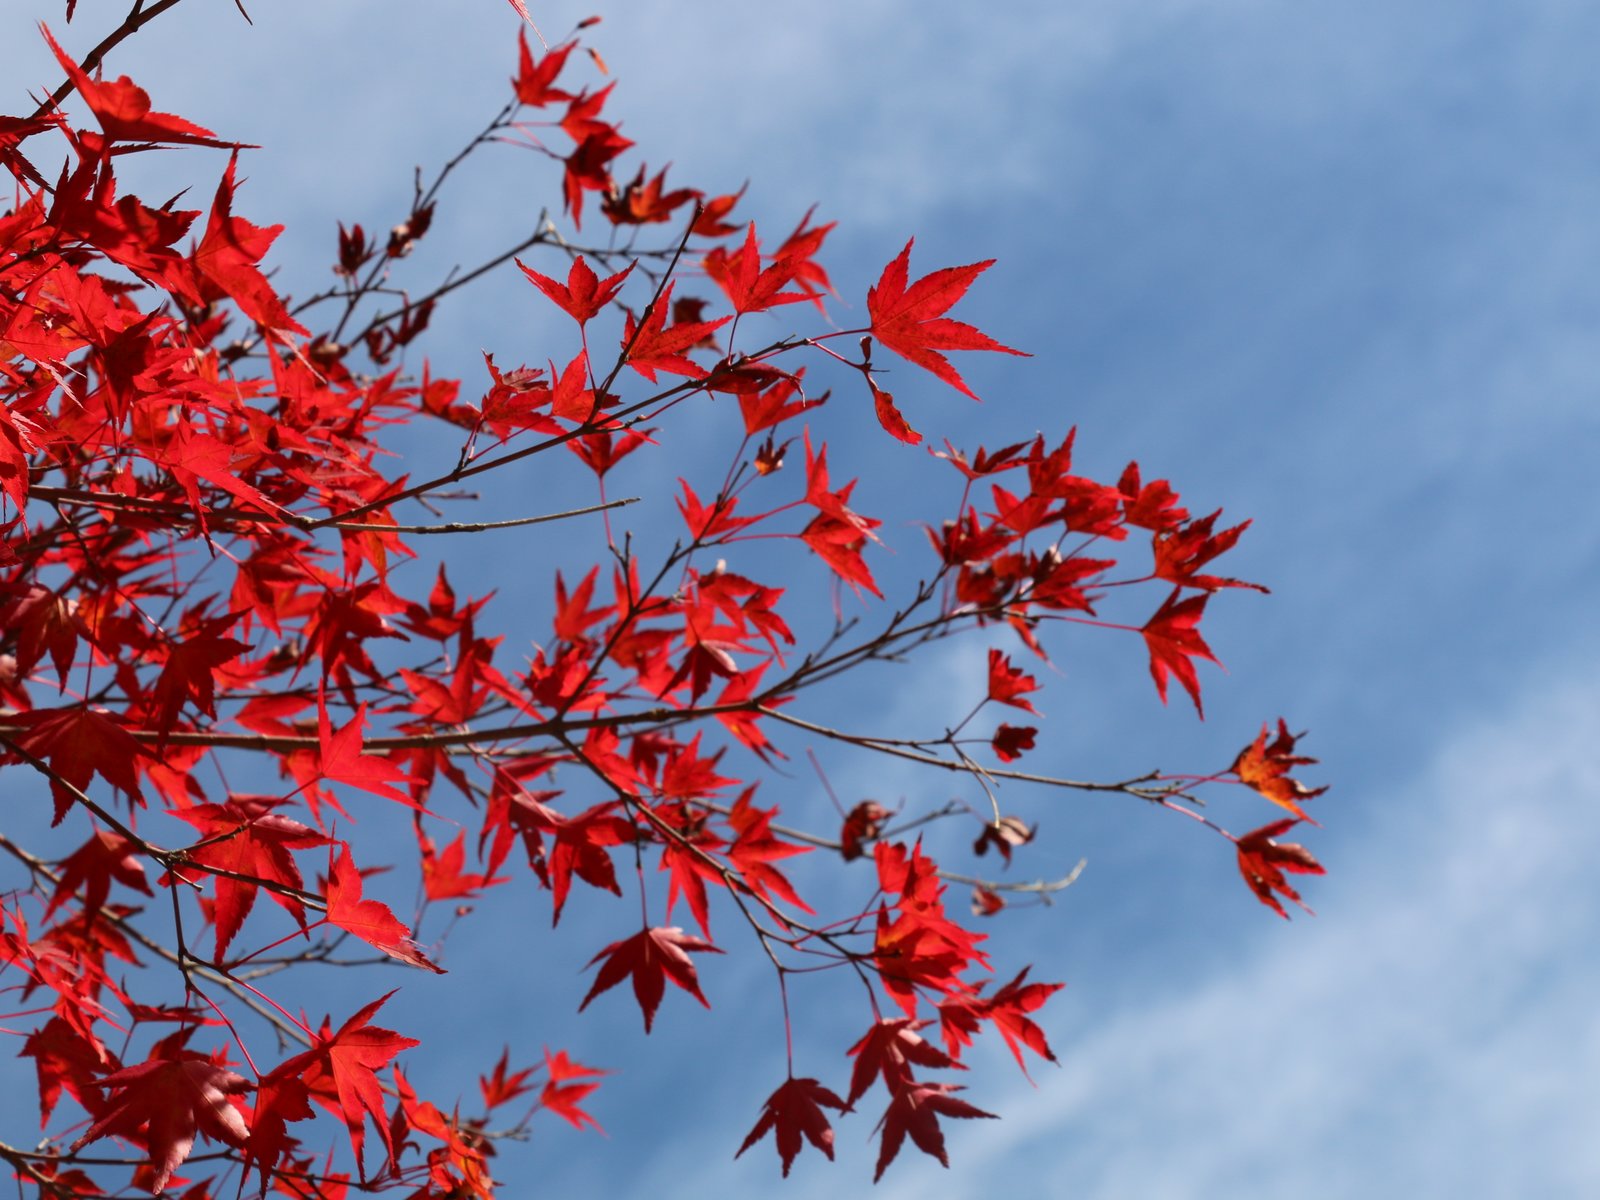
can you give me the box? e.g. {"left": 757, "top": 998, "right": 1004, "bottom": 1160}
{"left": 841, "top": 660, "right": 1600, "bottom": 1198}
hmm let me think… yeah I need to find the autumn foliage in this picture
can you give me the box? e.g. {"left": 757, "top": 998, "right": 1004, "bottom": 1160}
{"left": 0, "top": 3, "right": 1327, "bottom": 1195}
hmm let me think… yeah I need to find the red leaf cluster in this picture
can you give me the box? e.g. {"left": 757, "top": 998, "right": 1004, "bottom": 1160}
{"left": 0, "top": 10, "right": 1324, "bottom": 1195}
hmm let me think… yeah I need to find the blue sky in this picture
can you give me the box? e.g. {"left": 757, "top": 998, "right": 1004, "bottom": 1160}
{"left": 5, "top": 1, "right": 1599, "bottom": 1195}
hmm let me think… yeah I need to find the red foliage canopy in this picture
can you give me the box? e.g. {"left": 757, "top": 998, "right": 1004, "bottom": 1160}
{"left": 0, "top": 4, "right": 1325, "bottom": 1194}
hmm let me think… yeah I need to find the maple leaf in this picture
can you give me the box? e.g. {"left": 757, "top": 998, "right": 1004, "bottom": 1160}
{"left": 1151, "top": 510, "right": 1267, "bottom": 593}
{"left": 170, "top": 796, "right": 327, "bottom": 959}
{"left": 866, "top": 239, "right": 1027, "bottom": 401}
{"left": 478, "top": 1048, "right": 535, "bottom": 1110}
{"left": 1118, "top": 461, "right": 1189, "bottom": 531}
{"left": 620, "top": 284, "right": 730, "bottom": 380}
{"left": 419, "top": 829, "right": 503, "bottom": 901}
{"left": 46, "top": 830, "right": 151, "bottom": 921}
{"left": 738, "top": 369, "right": 822, "bottom": 435}
{"left": 872, "top": 1082, "right": 996, "bottom": 1182}
{"left": 1231, "top": 718, "right": 1329, "bottom": 824}
{"left": 703, "top": 224, "right": 808, "bottom": 314}
{"left": 192, "top": 153, "right": 306, "bottom": 334}
{"left": 71, "top": 1054, "right": 250, "bottom": 1194}
{"left": 511, "top": 30, "right": 575, "bottom": 107}
{"left": 517, "top": 254, "right": 631, "bottom": 325}
{"left": 42, "top": 26, "right": 236, "bottom": 150}
{"left": 735, "top": 1076, "right": 851, "bottom": 1177}
{"left": 276, "top": 992, "right": 418, "bottom": 1173}
{"left": 970, "top": 887, "right": 1005, "bottom": 917}
{"left": 5, "top": 705, "right": 144, "bottom": 824}
{"left": 163, "top": 423, "right": 282, "bottom": 524}
{"left": 938, "top": 967, "right": 1064, "bottom": 1078}
{"left": 603, "top": 161, "right": 698, "bottom": 225}
{"left": 539, "top": 1048, "right": 607, "bottom": 1132}
{"left": 323, "top": 843, "right": 443, "bottom": 972}
{"left": 986, "top": 648, "right": 1040, "bottom": 713}
{"left": 847, "top": 1018, "right": 959, "bottom": 1106}
{"left": 578, "top": 926, "right": 723, "bottom": 1033}
{"left": 1235, "top": 818, "right": 1325, "bottom": 919}
{"left": 317, "top": 700, "right": 418, "bottom": 808}
{"left": 1141, "top": 588, "right": 1219, "bottom": 717}
{"left": 22, "top": 1016, "right": 115, "bottom": 1126}
{"left": 991, "top": 723, "right": 1037, "bottom": 763}
{"left": 972, "top": 815, "right": 1035, "bottom": 864}
{"left": 150, "top": 615, "right": 248, "bottom": 739}
{"left": 870, "top": 384, "right": 922, "bottom": 445}
{"left": 839, "top": 800, "right": 890, "bottom": 861}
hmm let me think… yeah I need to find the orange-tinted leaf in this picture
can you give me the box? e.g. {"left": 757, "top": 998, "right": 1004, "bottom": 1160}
{"left": 1231, "top": 719, "right": 1329, "bottom": 823}
{"left": 870, "top": 385, "right": 921, "bottom": 445}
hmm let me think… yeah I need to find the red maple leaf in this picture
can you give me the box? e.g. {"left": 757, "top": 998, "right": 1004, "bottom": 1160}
{"left": 419, "top": 829, "right": 503, "bottom": 901}
{"left": 511, "top": 30, "right": 575, "bottom": 107}
{"left": 703, "top": 224, "right": 808, "bottom": 314}
{"left": 937, "top": 967, "right": 1063, "bottom": 1078}
{"left": 986, "top": 648, "right": 1040, "bottom": 713}
{"left": 517, "top": 254, "right": 631, "bottom": 325}
{"left": 839, "top": 800, "right": 890, "bottom": 861}
{"left": 846, "top": 1018, "right": 958, "bottom": 1106}
{"left": 1231, "top": 719, "right": 1329, "bottom": 823}
{"left": 866, "top": 239, "right": 1027, "bottom": 401}
{"left": 6, "top": 705, "right": 144, "bottom": 824}
{"left": 578, "top": 926, "right": 723, "bottom": 1033}
{"left": 192, "top": 154, "right": 306, "bottom": 334}
{"left": 170, "top": 796, "right": 328, "bottom": 959}
{"left": 1141, "top": 588, "right": 1219, "bottom": 717}
{"left": 1235, "top": 818, "right": 1325, "bottom": 919}
{"left": 477, "top": 1048, "right": 535, "bottom": 1110}
{"left": 735, "top": 1076, "right": 851, "bottom": 1177}
{"left": 150, "top": 615, "right": 248, "bottom": 739}
{"left": 1151, "top": 510, "right": 1267, "bottom": 593}
{"left": 42, "top": 26, "right": 235, "bottom": 150}
{"left": 872, "top": 1082, "right": 996, "bottom": 1182}
{"left": 991, "top": 723, "right": 1037, "bottom": 763}
{"left": 322, "top": 843, "right": 443, "bottom": 973}
{"left": 870, "top": 384, "right": 922, "bottom": 446}
{"left": 1118, "top": 462, "right": 1189, "bottom": 531}
{"left": 22, "top": 1016, "right": 116, "bottom": 1126}
{"left": 619, "top": 284, "right": 730, "bottom": 380}
{"left": 539, "top": 1048, "right": 607, "bottom": 1132}
{"left": 274, "top": 992, "right": 418, "bottom": 1173}
{"left": 45, "top": 830, "right": 151, "bottom": 921}
{"left": 71, "top": 1054, "right": 250, "bottom": 1195}
{"left": 317, "top": 700, "right": 417, "bottom": 808}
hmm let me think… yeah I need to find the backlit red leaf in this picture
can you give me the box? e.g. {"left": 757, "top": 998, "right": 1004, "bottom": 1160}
{"left": 866, "top": 239, "right": 1027, "bottom": 400}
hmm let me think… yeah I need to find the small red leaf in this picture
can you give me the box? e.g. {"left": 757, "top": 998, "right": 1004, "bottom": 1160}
{"left": 578, "top": 926, "right": 723, "bottom": 1033}
{"left": 735, "top": 1076, "right": 851, "bottom": 1176}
